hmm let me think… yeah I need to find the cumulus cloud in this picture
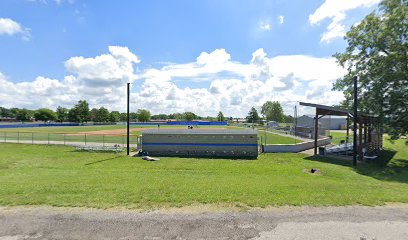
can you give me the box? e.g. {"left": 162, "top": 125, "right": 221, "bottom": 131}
{"left": 0, "top": 47, "right": 346, "bottom": 117}
{"left": 0, "top": 18, "right": 31, "bottom": 41}
{"left": 279, "top": 16, "right": 284, "bottom": 24}
{"left": 309, "top": 0, "right": 380, "bottom": 43}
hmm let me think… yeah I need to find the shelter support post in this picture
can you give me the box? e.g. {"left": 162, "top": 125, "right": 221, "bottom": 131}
{"left": 359, "top": 120, "right": 363, "bottom": 161}
{"left": 314, "top": 110, "right": 318, "bottom": 155}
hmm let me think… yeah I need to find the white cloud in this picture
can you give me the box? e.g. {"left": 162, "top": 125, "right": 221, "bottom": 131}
{"left": 259, "top": 21, "right": 271, "bottom": 31}
{"left": 279, "top": 15, "right": 284, "bottom": 24}
{"left": 0, "top": 18, "right": 31, "bottom": 41}
{"left": 0, "top": 47, "right": 346, "bottom": 117}
{"left": 309, "top": 0, "right": 380, "bottom": 43}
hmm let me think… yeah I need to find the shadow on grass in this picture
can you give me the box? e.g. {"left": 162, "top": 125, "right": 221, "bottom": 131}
{"left": 304, "top": 150, "right": 408, "bottom": 184}
{"left": 84, "top": 156, "right": 122, "bottom": 166}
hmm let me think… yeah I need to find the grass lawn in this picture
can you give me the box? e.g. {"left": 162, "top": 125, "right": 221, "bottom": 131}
{"left": 0, "top": 139, "right": 407, "bottom": 209}
{"left": 258, "top": 130, "right": 303, "bottom": 144}
{"left": 0, "top": 125, "right": 240, "bottom": 145}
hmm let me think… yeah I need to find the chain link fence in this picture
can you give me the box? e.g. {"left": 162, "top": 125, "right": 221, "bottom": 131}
{"left": 0, "top": 131, "right": 140, "bottom": 148}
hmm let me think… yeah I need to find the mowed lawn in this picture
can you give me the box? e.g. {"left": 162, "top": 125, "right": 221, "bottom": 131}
{"left": 0, "top": 138, "right": 407, "bottom": 209}
{"left": 258, "top": 130, "right": 303, "bottom": 144}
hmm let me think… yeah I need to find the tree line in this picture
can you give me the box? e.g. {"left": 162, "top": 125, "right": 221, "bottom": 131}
{"left": 0, "top": 101, "right": 230, "bottom": 123}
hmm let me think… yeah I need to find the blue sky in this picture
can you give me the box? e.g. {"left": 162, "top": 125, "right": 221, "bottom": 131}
{"left": 0, "top": 0, "right": 380, "bottom": 116}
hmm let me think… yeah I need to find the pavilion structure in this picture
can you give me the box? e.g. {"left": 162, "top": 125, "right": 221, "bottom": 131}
{"left": 299, "top": 102, "right": 382, "bottom": 165}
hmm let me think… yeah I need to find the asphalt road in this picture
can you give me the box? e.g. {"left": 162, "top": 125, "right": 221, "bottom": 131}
{"left": 1, "top": 206, "right": 408, "bottom": 239}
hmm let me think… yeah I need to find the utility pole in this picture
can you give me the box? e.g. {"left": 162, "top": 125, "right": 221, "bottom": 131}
{"left": 127, "top": 83, "right": 130, "bottom": 156}
{"left": 353, "top": 76, "right": 358, "bottom": 166}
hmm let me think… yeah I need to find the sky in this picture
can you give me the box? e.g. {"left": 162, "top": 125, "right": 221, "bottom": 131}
{"left": 0, "top": 0, "right": 381, "bottom": 117}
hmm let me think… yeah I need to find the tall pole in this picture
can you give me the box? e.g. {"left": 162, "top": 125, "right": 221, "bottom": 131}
{"left": 127, "top": 82, "right": 130, "bottom": 156}
{"left": 353, "top": 76, "right": 358, "bottom": 166}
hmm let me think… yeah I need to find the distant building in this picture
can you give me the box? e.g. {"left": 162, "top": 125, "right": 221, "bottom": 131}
{"left": 296, "top": 115, "right": 347, "bottom": 130}
{"left": 267, "top": 121, "right": 279, "bottom": 128}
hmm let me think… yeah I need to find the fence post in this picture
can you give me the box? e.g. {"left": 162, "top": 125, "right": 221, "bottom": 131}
{"left": 85, "top": 134, "right": 87, "bottom": 146}
{"left": 32, "top": 132, "right": 34, "bottom": 144}
{"left": 17, "top": 132, "right": 20, "bottom": 143}
{"left": 103, "top": 135, "right": 105, "bottom": 147}
{"left": 48, "top": 133, "right": 50, "bottom": 145}
{"left": 64, "top": 134, "right": 66, "bottom": 145}
{"left": 122, "top": 135, "right": 124, "bottom": 146}
{"left": 4, "top": 132, "right": 6, "bottom": 143}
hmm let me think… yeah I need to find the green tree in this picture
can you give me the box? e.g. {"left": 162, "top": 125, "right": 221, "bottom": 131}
{"left": 109, "top": 111, "right": 120, "bottom": 122}
{"left": 15, "top": 109, "right": 32, "bottom": 122}
{"left": 0, "top": 107, "right": 13, "bottom": 118}
{"left": 333, "top": 0, "right": 408, "bottom": 140}
{"left": 95, "top": 107, "right": 110, "bottom": 122}
{"left": 137, "top": 109, "right": 151, "bottom": 122}
{"left": 119, "top": 112, "right": 128, "bottom": 122}
{"left": 261, "top": 101, "right": 284, "bottom": 122}
{"left": 68, "top": 100, "right": 90, "bottom": 123}
{"left": 89, "top": 108, "right": 99, "bottom": 122}
{"left": 246, "top": 107, "right": 260, "bottom": 123}
{"left": 130, "top": 112, "right": 138, "bottom": 121}
{"left": 183, "top": 112, "right": 197, "bottom": 121}
{"left": 34, "top": 108, "right": 57, "bottom": 122}
{"left": 217, "top": 111, "right": 225, "bottom": 121}
{"left": 75, "top": 100, "right": 90, "bottom": 123}
{"left": 56, "top": 106, "right": 68, "bottom": 122}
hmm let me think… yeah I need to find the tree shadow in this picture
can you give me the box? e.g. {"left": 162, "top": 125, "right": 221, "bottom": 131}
{"left": 303, "top": 150, "right": 408, "bottom": 184}
{"left": 84, "top": 156, "right": 122, "bottom": 166}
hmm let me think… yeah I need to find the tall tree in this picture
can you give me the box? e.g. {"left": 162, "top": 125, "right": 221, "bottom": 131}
{"left": 183, "top": 112, "right": 197, "bottom": 121}
{"left": 69, "top": 100, "right": 90, "bottom": 123}
{"left": 246, "top": 107, "right": 260, "bottom": 123}
{"left": 261, "top": 101, "right": 285, "bottom": 122}
{"left": 333, "top": 0, "right": 408, "bottom": 139}
{"left": 217, "top": 111, "right": 225, "bottom": 121}
{"left": 34, "top": 108, "right": 57, "bottom": 122}
{"left": 96, "top": 107, "right": 110, "bottom": 122}
{"left": 89, "top": 108, "right": 99, "bottom": 122}
{"left": 75, "top": 100, "right": 90, "bottom": 123}
{"left": 56, "top": 106, "right": 68, "bottom": 123}
{"left": 109, "top": 111, "right": 121, "bottom": 122}
{"left": 15, "top": 109, "right": 31, "bottom": 122}
{"left": 119, "top": 112, "right": 128, "bottom": 122}
{"left": 137, "top": 109, "right": 151, "bottom": 122}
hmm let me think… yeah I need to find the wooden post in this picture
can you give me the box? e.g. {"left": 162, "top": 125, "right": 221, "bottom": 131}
{"left": 314, "top": 110, "right": 318, "bottom": 155}
{"left": 346, "top": 115, "right": 350, "bottom": 142}
{"left": 359, "top": 120, "right": 363, "bottom": 161}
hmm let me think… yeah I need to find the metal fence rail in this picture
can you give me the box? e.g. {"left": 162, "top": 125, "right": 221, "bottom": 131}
{"left": 0, "top": 131, "right": 140, "bottom": 148}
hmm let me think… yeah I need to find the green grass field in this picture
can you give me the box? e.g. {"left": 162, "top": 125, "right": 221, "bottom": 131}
{"left": 0, "top": 136, "right": 406, "bottom": 209}
{"left": 0, "top": 125, "right": 300, "bottom": 145}
{"left": 258, "top": 130, "right": 303, "bottom": 144}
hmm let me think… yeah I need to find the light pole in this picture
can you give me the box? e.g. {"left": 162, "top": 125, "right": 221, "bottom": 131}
{"left": 127, "top": 82, "right": 130, "bottom": 156}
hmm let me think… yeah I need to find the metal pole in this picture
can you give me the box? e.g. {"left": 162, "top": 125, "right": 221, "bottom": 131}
{"left": 353, "top": 76, "right": 358, "bottom": 166}
{"left": 64, "top": 134, "right": 66, "bottom": 145}
{"left": 18, "top": 132, "right": 20, "bottom": 143}
{"left": 103, "top": 135, "right": 105, "bottom": 147}
{"left": 4, "top": 132, "right": 6, "bottom": 142}
{"left": 32, "top": 132, "right": 34, "bottom": 144}
{"left": 48, "top": 133, "right": 50, "bottom": 144}
{"left": 85, "top": 134, "right": 87, "bottom": 146}
{"left": 314, "top": 110, "right": 318, "bottom": 155}
{"left": 127, "top": 82, "right": 130, "bottom": 156}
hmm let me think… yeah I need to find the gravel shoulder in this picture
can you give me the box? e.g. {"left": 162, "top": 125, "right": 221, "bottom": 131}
{"left": 1, "top": 205, "right": 408, "bottom": 239}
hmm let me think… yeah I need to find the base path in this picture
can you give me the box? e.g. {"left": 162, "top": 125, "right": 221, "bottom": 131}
{"left": 1, "top": 206, "right": 407, "bottom": 239}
